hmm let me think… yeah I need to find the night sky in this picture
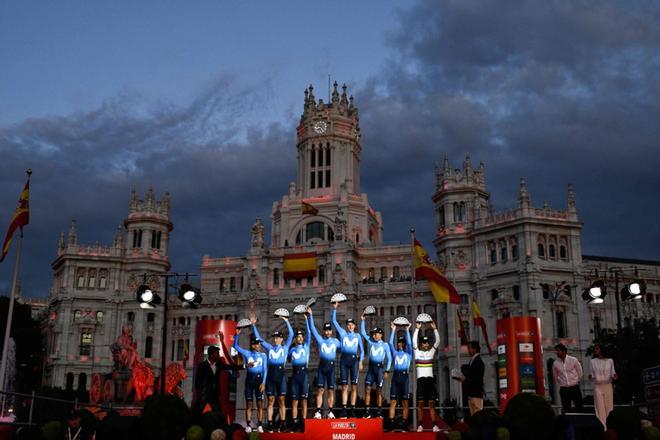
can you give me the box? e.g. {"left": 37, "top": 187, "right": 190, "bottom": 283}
{"left": 1, "top": 1, "right": 659, "bottom": 297}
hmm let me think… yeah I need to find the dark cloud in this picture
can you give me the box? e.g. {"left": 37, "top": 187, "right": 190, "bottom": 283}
{"left": 358, "top": 0, "right": 660, "bottom": 260}
{"left": 2, "top": 0, "right": 659, "bottom": 296}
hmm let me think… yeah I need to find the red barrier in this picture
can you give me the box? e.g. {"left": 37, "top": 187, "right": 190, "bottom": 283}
{"left": 260, "top": 419, "right": 440, "bottom": 440}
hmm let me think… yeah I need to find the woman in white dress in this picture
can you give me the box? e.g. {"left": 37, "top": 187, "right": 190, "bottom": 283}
{"left": 589, "top": 343, "right": 617, "bottom": 428}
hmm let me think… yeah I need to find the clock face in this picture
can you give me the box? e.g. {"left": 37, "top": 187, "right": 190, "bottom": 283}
{"left": 313, "top": 121, "right": 327, "bottom": 134}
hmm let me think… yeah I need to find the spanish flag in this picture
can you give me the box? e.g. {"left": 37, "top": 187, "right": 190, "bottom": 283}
{"left": 413, "top": 239, "right": 460, "bottom": 304}
{"left": 283, "top": 252, "right": 317, "bottom": 279}
{"left": 1, "top": 175, "right": 30, "bottom": 263}
{"left": 302, "top": 201, "right": 319, "bottom": 216}
{"left": 472, "top": 300, "right": 492, "bottom": 355}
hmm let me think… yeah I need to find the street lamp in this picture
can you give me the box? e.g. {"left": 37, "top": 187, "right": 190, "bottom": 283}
{"left": 135, "top": 272, "right": 200, "bottom": 394}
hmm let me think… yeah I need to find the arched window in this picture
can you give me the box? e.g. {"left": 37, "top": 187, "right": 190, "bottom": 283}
{"left": 230, "top": 277, "right": 236, "bottom": 292}
{"left": 306, "top": 222, "right": 324, "bottom": 241}
{"left": 66, "top": 373, "right": 74, "bottom": 392}
{"left": 273, "top": 269, "right": 280, "bottom": 286}
{"left": 438, "top": 206, "right": 446, "bottom": 228}
{"left": 489, "top": 243, "right": 497, "bottom": 265}
{"left": 132, "top": 229, "right": 143, "bottom": 248}
{"left": 78, "top": 373, "right": 87, "bottom": 391}
{"left": 559, "top": 245, "right": 567, "bottom": 259}
{"left": 318, "top": 266, "right": 325, "bottom": 284}
{"left": 88, "top": 270, "right": 96, "bottom": 288}
{"left": 513, "top": 285, "right": 520, "bottom": 301}
{"left": 549, "top": 244, "right": 556, "bottom": 259}
{"left": 537, "top": 243, "right": 545, "bottom": 257}
{"left": 77, "top": 270, "right": 86, "bottom": 288}
{"left": 556, "top": 310, "right": 567, "bottom": 338}
{"left": 145, "top": 336, "right": 153, "bottom": 358}
{"left": 500, "top": 242, "right": 508, "bottom": 262}
{"left": 176, "top": 340, "right": 184, "bottom": 361}
{"left": 511, "top": 238, "right": 519, "bottom": 260}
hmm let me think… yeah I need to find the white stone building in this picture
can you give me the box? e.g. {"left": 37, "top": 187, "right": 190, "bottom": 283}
{"left": 42, "top": 82, "right": 660, "bottom": 408}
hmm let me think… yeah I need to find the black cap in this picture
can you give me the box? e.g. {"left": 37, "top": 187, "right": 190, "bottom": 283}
{"left": 250, "top": 336, "right": 261, "bottom": 345}
{"left": 346, "top": 318, "right": 356, "bottom": 325}
{"left": 371, "top": 327, "right": 384, "bottom": 335}
{"left": 272, "top": 331, "right": 283, "bottom": 338}
{"left": 323, "top": 322, "right": 333, "bottom": 331}
{"left": 420, "top": 336, "right": 430, "bottom": 343}
{"left": 295, "top": 330, "right": 305, "bottom": 337}
{"left": 397, "top": 336, "right": 406, "bottom": 344}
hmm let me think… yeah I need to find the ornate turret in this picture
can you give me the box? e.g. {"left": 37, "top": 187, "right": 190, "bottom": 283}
{"left": 518, "top": 177, "right": 531, "bottom": 209}
{"left": 67, "top": 220, "right": 77, "bottom": 246}
{"left": 567, "top": 183, "right": 576, "bottom": 214}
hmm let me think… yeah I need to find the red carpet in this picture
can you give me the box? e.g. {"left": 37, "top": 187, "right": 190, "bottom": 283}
{"left": 260, "top": 419, "right": 440, "bottom": 440}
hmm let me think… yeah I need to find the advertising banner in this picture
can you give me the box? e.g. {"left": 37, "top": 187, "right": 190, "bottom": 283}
{"left": 496, "top": 317, "right": 544, "bottom": 411}
{"left": 194, "top": 319, "right": 238, "bottom": 422}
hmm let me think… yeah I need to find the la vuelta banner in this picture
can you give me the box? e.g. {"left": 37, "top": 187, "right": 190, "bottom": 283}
{"left": 495, "top": 317, "right": 544, "bottom": 412}
{"left": 303, "top": 419, "right": 383, "bottom": 440}
{"left": 194, "top": 319, "right": 238, "bottom": 422}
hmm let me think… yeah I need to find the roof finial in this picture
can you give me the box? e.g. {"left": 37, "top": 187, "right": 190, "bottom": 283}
{"left": 518, "top": 177, "right": 530, "bottom": 208}
{"left": 567, "top": 183, "right": 576, "bottom": 213}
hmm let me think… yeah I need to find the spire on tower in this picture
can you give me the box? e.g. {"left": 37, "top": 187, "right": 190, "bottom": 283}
{"left": 567, "top": 183, "right": 576, "bottom": 212}
{"left": 114, "top": 224, "right": 124, "bottom": 248}
{"left": 68, "top": 220, "right": 77, "bottom": 246}
{"left": 146, "top": 187, "right": 154, "bottom": 211}
{"left": 331, "top": 80, "right": 339, "bottom": 105}
{"left": 443, "top": 153, "right": 451, "bottom": 176}
{"left": 464, "top": 153, "right": 473, "bottom": 182}
{"left": 518, "top": 177, "right": 530, "bottom": 208}
{"left": 58, "top": 231, "right": 65, "bottom": 251}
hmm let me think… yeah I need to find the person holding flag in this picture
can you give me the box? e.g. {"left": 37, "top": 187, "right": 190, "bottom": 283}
{"left": 331, "top": 302, "right": 364, "bottom": 418}
{"left": 387, "top": 321, "right": 412, "bottom": 431}
{"left": 232, "top": 329, "right": 267, "bottom": 433}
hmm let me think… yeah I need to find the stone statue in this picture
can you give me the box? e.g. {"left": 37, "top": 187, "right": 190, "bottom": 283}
{"left": 251, "top": 217, "right": 265, "bottom": 249}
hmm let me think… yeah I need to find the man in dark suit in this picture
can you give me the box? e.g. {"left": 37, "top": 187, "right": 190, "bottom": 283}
{"left": 194, "top": 343, "right": 245, "bottom": 416}
{"left": 460, "top": 340, "right": 485, "bottom": 415}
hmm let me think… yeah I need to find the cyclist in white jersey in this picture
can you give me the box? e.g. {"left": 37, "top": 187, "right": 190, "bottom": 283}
{"left": 413, "top": 321, "right": 441, "bottom": 433}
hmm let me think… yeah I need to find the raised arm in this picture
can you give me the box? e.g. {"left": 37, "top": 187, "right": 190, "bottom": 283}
{"left": 332, "top": 308, "right": 347, "bottom": 339}
{"left": 412, "top": 326, "right": 420, "bottom": 350}
{"left": 283, "top": 318, "right": 294, "bottom": 349}
{"left": 388, "top": 324, "right": 396, "bottom": 356}
{"left": 405, "top": 326, "right": 413, "bottom": 356}
{"left": 253, "top": 324, "right": 273, "bottom": 351}
{"left": 232, "top": 332, "right": 252, "bottom": 360}
{"left": 385, "top": 341, "right": 392, "bottom": 371}
{"left": 358, "top": 332, "right": 365, "bottom": 363}
{"left": 360, "top": 318, "right": 372, "bottom": 344}
{"left": 308, "top": 313, "right": 323, "bottom": 345}
{"left": 431, "top": 322, "right": 441, "bottom": 350}
{"left": 305, "top": 315, "right": 312, "bottom": 348}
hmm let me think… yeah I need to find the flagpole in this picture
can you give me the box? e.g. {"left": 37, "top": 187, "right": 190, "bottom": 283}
{"left": 0, "top": 232, "right": 23, "bottom": 415}
{"left": 409, "top": 228, "right": 418, "bottom": 429}
{"left": 451, "top": 264, "right": 462, "bottom": 412}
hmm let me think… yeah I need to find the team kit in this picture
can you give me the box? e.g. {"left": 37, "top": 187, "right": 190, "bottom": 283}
{"left": 231, "top": 298, "right": 443, "bottom": 433}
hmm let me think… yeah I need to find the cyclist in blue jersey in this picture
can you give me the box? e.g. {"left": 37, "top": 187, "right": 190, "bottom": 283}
{"left": 308, "top": 305, "right": 341, "bottom": 419}
{"left": 332, "top": 302, "right": 364, "bottom": 418}
{"left": 288, "top": 315, "right": 312, "bottom": 432}
{"left": 387, "top": 321, "right": 412, "bottom": 430}
{"left": 252, "top": 315, "right": 293, "bottom": 432}
{"left": 360, "top": 314, "right": 392, "bottom": 418}
{"left": 233, "top": 329, "right": 268, "bottom": 433}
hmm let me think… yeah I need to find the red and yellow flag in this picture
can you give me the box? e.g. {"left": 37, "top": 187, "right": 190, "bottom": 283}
{"left": 472, "top": 300, "right": 492, "bottom": 355}
{"left": 413, "top": 239, "right": 460, "bottom": 304}
{"left": 283, "top": 252, "right": 317, "bottom": 279}
{"left": 1, "top": 176, "right": 30, "bottom": 262}
{"left": 302, "top": 201, "right": 319, "bottom": 216}
{"left": 457, "top": 310, "right": 468, "bottom": 346}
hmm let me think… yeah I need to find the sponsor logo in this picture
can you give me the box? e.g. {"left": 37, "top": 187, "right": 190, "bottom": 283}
{"left": 248, "top": 357, "right": 263, "bottom": 368}
{"left": 342, "top": 337, "right": 359, "bottom": 348}
{"left": 332, "top": 434, "right": 356, "bottom": 440}
{"left": 291, "top": 349, "right": 306, "bottom": 360}
{"left": 322, "top": 343, "right": 338, "bottom": 354}
{"left": 395, "top": 354, "right": 408, "bottom": 366}
{"left": 498, "top": 367, "right": 507, "bottom": 378}
{"left": 499, "top": 379, "right": 508, "bottom": 389}
{"left": 269, "top": 348, "right": 284, "bottom": 360}
{"left": 497, "top": 345, "right": 506, "bottom": 354}
{"left": 370, "top": 346, "right": 384, "bottom": 357}
{"left": 330, "top": 422, "right": 357, "bottom": 429}
{"left": 518, "top": 343, "right": 533, "bottom": 352}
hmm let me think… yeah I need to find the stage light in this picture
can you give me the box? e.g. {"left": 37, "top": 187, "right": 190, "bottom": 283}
{"left": 178, "top": 283, "right": 201, "bottom": 306}
{"left": 621, "top": 279, "right": 646, "bottom": 301}
{"left": 136, "top": 284, "right": 161, "bottom": 307}
{"left": 583, "top": 280, "right": 606, "bottom": 305}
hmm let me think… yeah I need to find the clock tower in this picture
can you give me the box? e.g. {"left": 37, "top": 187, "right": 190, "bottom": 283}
{"left": 269, "top": 82, "right": 383, "bottom": 249}
{"left": 296, "top": 81, "right": 361, "bottom": 198}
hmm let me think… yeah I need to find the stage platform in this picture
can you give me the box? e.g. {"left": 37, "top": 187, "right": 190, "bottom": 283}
{"left": 260, "top": 418, "right": 441, "bottom": 440}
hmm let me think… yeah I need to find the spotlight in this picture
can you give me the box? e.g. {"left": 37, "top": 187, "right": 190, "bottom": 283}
{"left": 621, "top": 280, "right": 646, "bottom": 301}
{"left": 136, "top": 284, "right": 161, "bottom": 307}
{"left": 583, "top": 280, "right": 606, "bottom": 304}
{"left": 178, "top": 283, "right": 202, "bottom": 306}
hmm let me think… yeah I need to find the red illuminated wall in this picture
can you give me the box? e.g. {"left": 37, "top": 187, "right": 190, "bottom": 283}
{"left": 496, "top": 317, "right": 544, "bottom": 412}
{"left": 194, "top": 319, "right": 238, "bottom": 422}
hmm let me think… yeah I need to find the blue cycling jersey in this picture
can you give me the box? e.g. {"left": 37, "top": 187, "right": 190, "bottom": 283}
{"left": 388, "top": 328, "right": 413, "bottom": 372}
{"left": 309, "top": 313, "right": 341, "bottom": 362}
{"left": 360, "top": 320, "right": 392, "bottom": 370}
{"left": 252, "top": 319, "right": 293, "bottom": 367}
{"left": 232, "top": 334, "right": 268, "bottom": 382}
{"left": 332, "top": 309, "right": 364, "bottom": 362}
{"left": 289, "top": 317, "right": 312, "bottom": 367}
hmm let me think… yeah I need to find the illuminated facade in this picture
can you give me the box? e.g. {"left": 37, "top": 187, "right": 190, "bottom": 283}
{"left": 42, "top": 83, "right": 660, "bottom": 408}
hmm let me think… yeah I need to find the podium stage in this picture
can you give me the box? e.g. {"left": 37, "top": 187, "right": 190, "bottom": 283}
{"left": 260, "top": 419, "right": 441, "bottom": 440}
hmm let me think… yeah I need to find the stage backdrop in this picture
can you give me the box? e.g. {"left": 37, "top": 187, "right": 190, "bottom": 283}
{"left": 194, "top": 319, "right": 238, "bottom": 422}
{"left": 496, "top": 317, "right": 544, "bottom": 411}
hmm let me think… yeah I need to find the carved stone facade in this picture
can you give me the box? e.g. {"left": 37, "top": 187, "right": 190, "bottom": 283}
{"left": 42, "top": 84, "right": 660, "bottom": 408}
